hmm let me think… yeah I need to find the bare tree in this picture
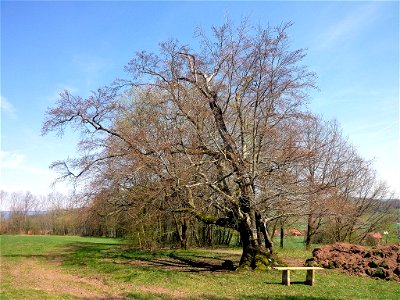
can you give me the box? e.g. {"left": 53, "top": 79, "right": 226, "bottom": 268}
{"left": 43, "top": 21, "right": 318, "bottom": 269}
{"left": 295, "top": 118, "right": 348, "bottom": 248}
{"left": 326, "top": 159, "right": 394, "bottom": 244}
{"left": 7, "top": 191, "right": 38, "bottom": 233}
{"left": 294, "top": 117, "right": 394, "bottom": 246}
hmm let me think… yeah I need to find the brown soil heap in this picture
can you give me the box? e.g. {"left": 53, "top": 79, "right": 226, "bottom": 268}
{"left": 305, "top": 243, "right": 400, "bottom": 282}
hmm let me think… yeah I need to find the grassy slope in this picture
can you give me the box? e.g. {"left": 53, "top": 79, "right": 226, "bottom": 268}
{"left": 0, "top": 235, "right": 399, "bottom": 299}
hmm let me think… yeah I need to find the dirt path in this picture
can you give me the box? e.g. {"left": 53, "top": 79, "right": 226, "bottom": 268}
{"left": 3, "top": 258, "right": 125, "bottom": 299}
{"left": 2, "top": 258, "right": 189, "bottom": 299}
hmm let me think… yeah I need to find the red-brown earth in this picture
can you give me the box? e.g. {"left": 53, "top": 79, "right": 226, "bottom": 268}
{"left": 306, "top": 243, "right": 400, "bottom": 282}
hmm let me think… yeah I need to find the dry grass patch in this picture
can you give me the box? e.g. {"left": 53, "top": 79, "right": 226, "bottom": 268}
{"left": 3, "top": 258, "right": 128, "bottom": 299}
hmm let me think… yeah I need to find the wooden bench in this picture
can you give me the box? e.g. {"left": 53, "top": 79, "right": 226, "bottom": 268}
{"left": 273, "top": 267, "right": 324, "bottom": 286}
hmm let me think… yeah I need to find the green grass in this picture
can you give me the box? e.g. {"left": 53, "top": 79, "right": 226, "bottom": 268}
{"left": 1, "top": 235, "right": 399, "bottom": 299}
{"left": 0, "top": 234, "right": 122, "bottom": 257}
{"left": 273, "top": 236, "right": 315, "bottom": 258}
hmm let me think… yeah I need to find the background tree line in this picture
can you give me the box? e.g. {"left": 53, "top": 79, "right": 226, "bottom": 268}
{"left": 1, "top": 187, "right": 397, "bottom": 249}
{"left": 0, "top": 191, "right": 79, "bottom": 235}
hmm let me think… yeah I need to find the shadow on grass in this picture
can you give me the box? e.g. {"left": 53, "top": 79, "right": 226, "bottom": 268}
{"left": 6, "top": 241, "right": 235, "bottom": 274}
{"left": 263, "top": 281, "right": 308, "bottom": 285}
{"left": 126, "top": 291, "right": 337, "bottom": 300}
{"left": 103, "top": 251, "right": 237, "bottom": 273}
{"left": 70, "top": 244, "right": 239, "bottom": 273}
{"left": 1, "top": 241, "right": 120, "bottom": 264}
{"left": 238, "top": 297, "right": 337, "bottom": 300}
{"left": 167, "top": 253, "right": 236, "bottom": 271}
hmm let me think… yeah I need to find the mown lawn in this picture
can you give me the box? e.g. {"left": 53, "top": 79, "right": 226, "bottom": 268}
{"left": 0, "top": 235, "right": 398, "bottom": 299}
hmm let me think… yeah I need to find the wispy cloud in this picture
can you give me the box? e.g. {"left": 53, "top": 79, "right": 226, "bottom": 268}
{"left": 316, "top": 2, "right": 381, "bottom": 51}
{"left": 346, "top": 119, "right": 398, "bottom": 141}
{"left": 45, "top": 84, "right": 79, "bottom": 104}
{"left": 73, "top": 54, "right": 111, "bottom": 75}
{"left": 72, "top": 54, "right": 114, "bottom": 87}
{"left": 0, "top": 96, "right": 16, "bottom": 118}
{"left": 1, "top": 151, "right": 25, "bottom": 169}
{"left": 0, "top": 150, "right": 51, "bottom": 176}
{"left": 0, "top": 150, "right": 64, "bottom": 199}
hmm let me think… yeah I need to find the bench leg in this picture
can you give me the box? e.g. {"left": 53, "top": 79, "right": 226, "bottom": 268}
{"left": 305, "top": 269, "right": 315, "bottom": 286}
{"left": 282, "top": 270, "right": 290, "bottom": 286}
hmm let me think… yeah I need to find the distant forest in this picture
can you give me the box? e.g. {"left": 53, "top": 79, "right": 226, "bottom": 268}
{"left": 1, "top": 191, "right": 398, "bottom": 249}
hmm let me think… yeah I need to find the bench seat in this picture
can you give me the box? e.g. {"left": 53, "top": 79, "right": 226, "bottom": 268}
{"left": 273, "top": 267, "right": 324, "bottom": 286}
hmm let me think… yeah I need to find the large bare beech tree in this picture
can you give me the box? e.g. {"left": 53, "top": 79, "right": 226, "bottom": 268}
{"left": 43, "top": 21, "right": 317, "bottom": 269}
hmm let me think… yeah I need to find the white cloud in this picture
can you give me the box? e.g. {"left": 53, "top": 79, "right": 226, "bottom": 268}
{"left": 0, "top": 96, "right": 16, "bottom": 118}
{"left": 0, "top": 150, "right": 55, "bottom": 177}
{"left": 0, "top": 150, "right": 71, "bottom": 209}
{"left": 0, "top": 151, "right": 25, "bottom": 169}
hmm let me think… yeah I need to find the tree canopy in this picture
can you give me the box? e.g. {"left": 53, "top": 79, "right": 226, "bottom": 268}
{"left": 42, "top": 21, "right": 392, "bottom": 270}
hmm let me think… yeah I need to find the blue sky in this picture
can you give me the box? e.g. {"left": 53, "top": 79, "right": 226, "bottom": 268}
{"left": 1, "top": 1, "right": 399, "bottom": 209}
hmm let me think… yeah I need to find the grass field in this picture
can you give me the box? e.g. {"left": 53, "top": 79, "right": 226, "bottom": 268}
{"left": 0, "top": 235, "right": 398, "bottom": 299}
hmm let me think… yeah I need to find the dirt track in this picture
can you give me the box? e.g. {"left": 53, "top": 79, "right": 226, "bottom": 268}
{"left": 3, "top": 258, "right": 125, "bottom": 299}
{"left": 2, "top": 258, "right": 188, "bottom": 299}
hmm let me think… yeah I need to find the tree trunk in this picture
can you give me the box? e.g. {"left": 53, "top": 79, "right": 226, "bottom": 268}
{"left": 174, "top": 216, "right": 188, "bottom": 250}
{"left": 305, "top": 214, "right": 323, "bottom": 249}
{"left": 181, "top": 221, "right": 188, "bottom": 250}
{"left": 305, "top": 214, "right": 313, "bottom": 249}
{"left": 255, "top": 212, "right": 273, "bottom": 254}
{"left": 237, "top": 211, "right": 276, "bottom": 271}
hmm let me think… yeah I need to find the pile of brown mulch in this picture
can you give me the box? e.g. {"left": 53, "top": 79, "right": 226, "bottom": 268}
{"left": 305, "top": 243, "right": 400, "bottom": 281}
